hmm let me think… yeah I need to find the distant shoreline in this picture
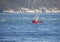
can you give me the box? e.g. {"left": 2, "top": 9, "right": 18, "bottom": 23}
{"left": 0, "top": 12, "right": 60, "bottom": 14}
{"left": 2, "top": 7, "right": 60, "bottom": 14}
{"left": 1, "top": 10, "right": 60, "bottom": 14}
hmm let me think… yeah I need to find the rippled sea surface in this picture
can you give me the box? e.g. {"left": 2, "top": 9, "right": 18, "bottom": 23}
{"left": 0, "top": 13, "right": 60, "bottom": 42}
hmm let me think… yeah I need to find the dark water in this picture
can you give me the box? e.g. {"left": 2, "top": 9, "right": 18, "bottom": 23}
{"left": 0, "top": 13, "right": 60, "bottom": 42}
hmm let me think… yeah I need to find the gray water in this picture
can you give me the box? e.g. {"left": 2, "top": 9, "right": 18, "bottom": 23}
{"left": 0, "top": 13, "right": 60, "bottom": 42}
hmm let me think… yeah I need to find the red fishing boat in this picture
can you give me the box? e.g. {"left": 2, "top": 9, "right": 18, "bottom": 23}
{"left": 32, "top": 19, "right": 43, "bottom": 24}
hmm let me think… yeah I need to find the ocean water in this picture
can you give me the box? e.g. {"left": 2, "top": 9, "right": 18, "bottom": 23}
{"left": 0, "top": 13, "right": 60, "bottom": 42}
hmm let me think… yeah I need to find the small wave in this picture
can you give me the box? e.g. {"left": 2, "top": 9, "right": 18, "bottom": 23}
{"left": 1, "top": 19, "right": 6, "bottom": 21}
{"left": 41, "top": 17, "right": 45, "bottom": 19}
{"left": 50, "top": 18, "right": 57, "bottom": 20}
{"left": 41, "top": 17, "right": 57, "bottom": 21}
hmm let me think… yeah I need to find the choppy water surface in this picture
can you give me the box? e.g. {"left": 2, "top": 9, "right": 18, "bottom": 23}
{"left": 0, "top": 13, "right": 60, "bottom": 42}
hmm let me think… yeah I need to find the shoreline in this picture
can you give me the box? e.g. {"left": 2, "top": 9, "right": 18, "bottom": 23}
{"left": 2, "top": 11, "right": 60, "bottom": 14}
{"left": 3, "top": 10, "right": 60, "bottom": 14}
{"left": 3, "top": 7, "right": 60, "bottom": 14}
{"left": 0, "top": 12, "right": 60, "bottom": 15}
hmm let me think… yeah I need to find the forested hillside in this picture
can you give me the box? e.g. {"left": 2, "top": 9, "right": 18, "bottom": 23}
{"left": 0, "top": 0, "right": 60, "bottom": 10}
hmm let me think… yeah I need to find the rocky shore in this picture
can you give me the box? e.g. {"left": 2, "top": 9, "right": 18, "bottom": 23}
{"left": 3, "top": 7, "right": 60, "bottom": 13}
